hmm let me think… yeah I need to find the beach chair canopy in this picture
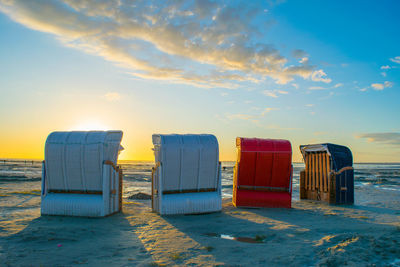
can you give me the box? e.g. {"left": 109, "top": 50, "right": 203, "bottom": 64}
{"left": 236, "top": 138, "right": 292, "bottom": 189}
{"left": 300, "top": 143, "right": 353, "bottom": 171}
{"left": 233, "top": 137, "right": 293, "bottom": 208}
{"left": 45, "top": 131, "right": 122, "bottom": 192}
{"left": 152, "top": 134, "right": 222, "bottom": 215}
{"left": 152, "top": 134, "right": 219, "bottom": 193}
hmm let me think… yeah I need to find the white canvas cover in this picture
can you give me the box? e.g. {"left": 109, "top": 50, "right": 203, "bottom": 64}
{"left": 45, "top": 131, "right": 122, "bottom": 192}
{"left": 41, "top": 131, "right": 123, "bottom": 217}
{"left": 300, "top": 144, "right": 331, "bottom": 158}
{"left": 152, "top": 134, "right": 219, "bottom": 192}
{"left": 152, "top": 134, "right": 221, "bottom": 215}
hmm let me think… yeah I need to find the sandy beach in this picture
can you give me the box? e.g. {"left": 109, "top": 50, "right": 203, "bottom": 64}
{"left": 1, "top": 179, "right": 400, "bottom": 267}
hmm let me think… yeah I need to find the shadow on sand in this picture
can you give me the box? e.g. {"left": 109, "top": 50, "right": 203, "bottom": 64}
{"left": 1, "top": 208, "right": 155, "bottom": 267}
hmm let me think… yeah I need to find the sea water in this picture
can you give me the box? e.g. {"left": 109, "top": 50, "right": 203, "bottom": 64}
{"left": 1, "top": 160, "right": 399, "bottom": 202}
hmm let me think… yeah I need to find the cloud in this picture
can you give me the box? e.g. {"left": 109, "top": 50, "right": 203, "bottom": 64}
{"left": 381, "top": 72, "right": 387, "bottom": 77}
{"left": 263, "top": 90, "right": 278, "bottom": 98}
{"left": 371, "top": 81, "right": 393, "bottom": 90}
{"left": 359, "top": 88, "right": 367, "bottom": 92}
{"left": 0, "top": 0, "right": 330, "bottom": 88}
{"left": 357, "top": 132, "right": 400, "bottom": 146}
{"left": 292, "top": 49, "right": 308, "bottom": 59}
{"left": 299, "top": 57, "right": 308, "bottom": 64}
{"left": 381, "top": 65, "right": 391, "bottom": 70}
{"left": 389, "top": 56, "right": 400, "bottom": 64}
{"left": 103, "top": 92, "right": 121, "bottom": 101}
{"left": 305, "top": 104, "right": 314, "bottom": 107}
{"left": 261, "top": 107, "right": 278, "bottom": 116}
{"left": 291, "top": 83, "right": 299, "bottom": 89}
{"left": 262, "top": 89, "right": 288, "bottom": 98}
{"left": 311, "top": 69, "right": 332, "bottom": 83}
{"left": 308, "top": 86, "right": 327, "bottom": 90}
{"left": 227, "top": 106, "right": 278, "bottom": 124}
{"left": 333, "top": 83, "right": 343, "bottom": 88}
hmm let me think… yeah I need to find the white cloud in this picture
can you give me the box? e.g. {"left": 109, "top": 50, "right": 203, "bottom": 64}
{"left": 291, "top": 83, "right": 299, "bottom": 89}
{"left": 357, "top": 132, "right": 400, "bottom": 145}
{"left": 359, "top": 88, "right": 367, "bottom": 92}
{"left": 381, "top": 65, "right": 391, "bottom": 70}
{"left": 0, "top": 0, "right": 327, "bottom": 88}
{"left": 371, "top": 83, "right": 384, "bottom": 90}
{"left": 103, "top": 92, "right": 121, "bottom": 101}
{"left": 262, "top": 89, "right": 288, "bottom": 98}
{"left": 311, "top": 69, "right": 332, "bottom": 83}
{"left": 261, "top": 107, "right": 278, "bottom": 116}
{"left": 381, "top": 72, "right": 387, "bottom": 77}
{"left": 263, "top": 90, "right": 278, "bottom": 98}
{"left": 299, "top": 57, "right": 308, "bottom": 64}
{"left": 305, "top": 104, "right": 314, "bottom": 107}
{"left": 371, "top": 81, "right": 393, "bottom": 91}
{"left": 333, "top": 83, "right": 343, "bottom": 88}
{"left": 308, "top": 86, "right": 327, "bottom": 90}
{"left": 389, "top": 56, "right": 400, "bottom": 64}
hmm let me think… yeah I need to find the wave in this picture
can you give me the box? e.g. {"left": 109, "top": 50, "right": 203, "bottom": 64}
{"left": 0, "top": 174, "right": 41, "bottom": 182}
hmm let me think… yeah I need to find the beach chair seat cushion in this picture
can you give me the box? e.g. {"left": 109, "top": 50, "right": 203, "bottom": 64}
{"left": 41, "top": 193, "right": 103, "bottom": 217}
{"left": 161, "top": 191, "right": 222, "bottom": 215}
{"left": 234, "top": 190, "right": 291, "bottom": 208}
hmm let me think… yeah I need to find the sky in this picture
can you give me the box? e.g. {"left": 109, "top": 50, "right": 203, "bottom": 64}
{"left": 0, "top": 0, "right": 399, "bottom": 162}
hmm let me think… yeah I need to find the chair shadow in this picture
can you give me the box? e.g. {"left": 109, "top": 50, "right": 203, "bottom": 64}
{"left": 1, "top": 208, "right": 155, "bottom": 267}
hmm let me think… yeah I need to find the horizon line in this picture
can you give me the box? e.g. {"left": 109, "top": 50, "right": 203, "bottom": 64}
{"left": 1, "top": 158, "right": 400, "bottom": 164}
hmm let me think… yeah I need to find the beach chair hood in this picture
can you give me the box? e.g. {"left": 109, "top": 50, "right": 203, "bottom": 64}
{"left": 300, "top": 143, "right": 353, "bottom": 172}
{"left": 45, "top": 131, "right": 123, "bottom": 192}
{"left": 152, "top": 134, "right": 219, "bottom": 192}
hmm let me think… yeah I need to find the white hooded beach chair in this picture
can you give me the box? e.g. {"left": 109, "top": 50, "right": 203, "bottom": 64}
{"left": 41, "top": 131, "right": 123, "bottom": 217}
{"left": 151, "top": 134, "right": 222, "bottom": 215}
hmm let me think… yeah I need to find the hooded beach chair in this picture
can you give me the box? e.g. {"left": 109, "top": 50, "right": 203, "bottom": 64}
{"left": 299, "top": 143, "right": 354, "bottom": 204}
{"left": 233, "top": 138, "right": 293, "bottom": 208}
{"left": 151, "top": 134, "right": 222, "bottom": 215}
{"left": 41, "top": 131, "right": 124, "bottom": 217}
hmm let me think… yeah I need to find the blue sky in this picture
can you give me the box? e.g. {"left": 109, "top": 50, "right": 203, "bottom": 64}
{"left": 0, "top": 0, "right": 399, "bottom": 161}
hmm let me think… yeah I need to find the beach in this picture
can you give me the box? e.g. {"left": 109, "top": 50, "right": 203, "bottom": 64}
{"left": 1, "top": 161, "right": 400, "bottom": 266}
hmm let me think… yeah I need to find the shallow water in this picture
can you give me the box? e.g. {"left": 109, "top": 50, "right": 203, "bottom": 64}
{"left": 1, "top": 160, "right": 399, "bottom": 202}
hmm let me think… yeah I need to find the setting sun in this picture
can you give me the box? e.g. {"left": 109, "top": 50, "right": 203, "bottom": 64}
{"left": 69, "top": 120, "right": 110, "bottom": 131}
